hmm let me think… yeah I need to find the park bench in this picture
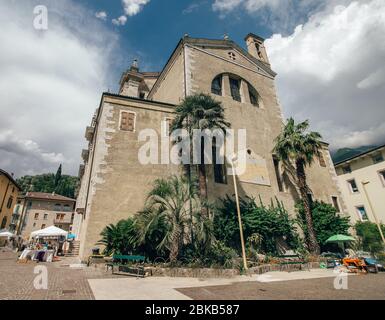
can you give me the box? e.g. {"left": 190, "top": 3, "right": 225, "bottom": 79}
{"left": 277, "top": 254, "right": 310, "bottom": 272}
{"left": 106, "top": 255, "right": 151, "bottom": 278}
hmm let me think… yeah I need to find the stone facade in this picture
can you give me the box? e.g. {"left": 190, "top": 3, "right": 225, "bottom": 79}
{"left": 74, "top": 34, "right": 346, "bottom": 261}
{"left": 17, "top": 192, "right": 76, "bottom": 240}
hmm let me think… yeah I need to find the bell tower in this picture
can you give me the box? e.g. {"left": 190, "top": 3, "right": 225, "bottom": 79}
{"left": 245, "top": 33, "right": 270, "bottom": 65}
{"left": 119, "top": 59, "right": 144, "bottom": 98}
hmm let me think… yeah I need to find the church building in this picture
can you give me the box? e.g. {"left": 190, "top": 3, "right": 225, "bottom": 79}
{"left": 73, "top": 34, "right": 346, "bottom": 260}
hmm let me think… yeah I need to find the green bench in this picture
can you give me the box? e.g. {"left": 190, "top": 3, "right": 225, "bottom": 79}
{"left": 277, "top": 254, "right": 309, "bottom": 271}
{"left": 106, "top": 255, "right": 148, "bottom": 277}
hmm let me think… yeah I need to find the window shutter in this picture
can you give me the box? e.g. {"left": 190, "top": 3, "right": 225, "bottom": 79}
{"left": 120, "top": 112, "right": 135, "bottom": 132}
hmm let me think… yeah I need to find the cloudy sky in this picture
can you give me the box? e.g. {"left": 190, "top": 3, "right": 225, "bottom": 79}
{"left": 0, "top": 0, "right": 384, "bottom": 178}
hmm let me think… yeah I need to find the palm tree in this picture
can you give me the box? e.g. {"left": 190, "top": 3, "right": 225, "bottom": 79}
{"left": 171, "top": 93, "right": 230, "bottom": 218}
{"left": 273, "top": 118, "right": 323, "bottom": 255}
{"left": 136, "top": 175, "right": 200, "bottom": 263}
{"left": 97, "top": 218, "right": 137, "bottom": 255}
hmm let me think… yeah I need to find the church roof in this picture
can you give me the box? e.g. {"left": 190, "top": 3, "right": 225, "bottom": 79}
{"left": 148, "top": 35, "right": 277, "bottom": 99}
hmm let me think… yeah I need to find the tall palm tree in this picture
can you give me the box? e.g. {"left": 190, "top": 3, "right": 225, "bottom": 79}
{"left": 136, "top": 175, "right": 200, "bottom": 263}
{"left": 273, "top": 118, "right": 323, "bottom": 255}
{"left": 171, "top": 93, "right": 230, "bottom": 218}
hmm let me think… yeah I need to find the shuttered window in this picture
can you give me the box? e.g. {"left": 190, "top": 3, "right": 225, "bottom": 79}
{"left": 120, "top": 112, "right": 136, "bottom": 132}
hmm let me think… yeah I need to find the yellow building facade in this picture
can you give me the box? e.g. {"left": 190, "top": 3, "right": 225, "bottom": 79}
{"left": 335, "top": 144, "right": 385, "bottom": 224}
{"left": 0, "top": 169, "right": 21, "bottom": 230}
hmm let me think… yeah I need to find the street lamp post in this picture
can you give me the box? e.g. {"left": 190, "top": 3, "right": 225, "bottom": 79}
{"left": 230, "top": 155, "right": 248, "bottom": 271}
{"left": 361, "top": 181, "right": 385, "bottom": 245}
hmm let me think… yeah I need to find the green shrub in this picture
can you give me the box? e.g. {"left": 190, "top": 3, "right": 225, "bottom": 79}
{"left": 214, "top": 195, "right": 302, "bottom": 256}
{"left": 296, "top": 201, "right": 351, "bottom": 251}
{"left": 355, "top": 221, "right": 385, "bottom": 255}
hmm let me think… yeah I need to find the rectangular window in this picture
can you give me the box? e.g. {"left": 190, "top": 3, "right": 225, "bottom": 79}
{"left": 34, "top": 213, "right": 39, "bottom": 220}
{"left": 211, "top": 76, "right": 222, "bottom": 96}
{"left": 229, "top": 78, "right": 241, "bottom": 102}
{"left": 356, "top": 206, "right": 368, "bottom": 221}
{"left": 43, "top": 214, "right": 48, "bottom": 220}
{"left": 372, "top": 152, "right": 384, "bottom": 164}
{"left": 41, "top": 224, "right": 46, "bottom": 229}
{"left": 342, "top": 165, "right": 352, "bottom": 174}
{"left": 347, "top": 179, "right": 359, "bottom": 193}
{"left": 273, "top": 156, "right": 284, "bottom": 192}
{"left": 212, "top": 143, "right": 227, "bottom": 184}
{"left": 332, "top": 196, "right": 340, "bottom": 213}
{"left": 6, "top": 196, "right": 13, "bottom": 209}
{"left": 307, "top": 193, "right": 314, "bottom": 205}
{"left": 163, "top": 117, "right": 173, "bottom": 137}
{"left": 248, "top": 84, "right": 258, "bottom": 107}
{"left": 120, "top": 111, "right": 136, "bottom": 132}
{"left": 379, "top": 170, "right": 385, "bottom": 186}
{"left": 318, "top": 151, "right": 327, "bottom": 167}
{"left": 33, "top": 223, "right": 36, "bottom": 228}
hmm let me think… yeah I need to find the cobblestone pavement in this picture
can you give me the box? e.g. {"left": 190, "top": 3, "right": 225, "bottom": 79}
{"left": 0, "top": 249, "right": 121, "bottom": 300}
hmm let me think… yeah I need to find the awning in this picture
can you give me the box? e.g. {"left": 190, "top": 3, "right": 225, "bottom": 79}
{"left": 30, "top": 226, "right": 68, "bottom": 238}
{"left": 0, "top": 230, "right": 15, "bottom": 238}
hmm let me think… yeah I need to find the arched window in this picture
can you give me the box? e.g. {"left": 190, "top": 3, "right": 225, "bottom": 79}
{"left": 211, "top": 73, "right": 262, "bottom": 106}
{"left": 211, "top": 75, "right": 222, "bottom": 96}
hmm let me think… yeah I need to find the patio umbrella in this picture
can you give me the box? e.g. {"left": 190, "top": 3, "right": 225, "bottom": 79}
{"left": 325, "top": 234, "right": 355, "bottom": 255}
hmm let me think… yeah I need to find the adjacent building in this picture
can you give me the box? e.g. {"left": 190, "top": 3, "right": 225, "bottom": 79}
{"left": 335, "top": 144, "right": 385, "bottom": 224}
{"left": 73, "top": 33, "right": 346, "bottom": 260}
{"left": 14, "top": 192, "right": 76, "bottom": 239}
{"left": 0, "top": 169, "right": 21, "bottom": 230}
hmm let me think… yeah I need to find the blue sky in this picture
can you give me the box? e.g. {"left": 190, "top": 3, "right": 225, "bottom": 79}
{"left": 81, "top": 0, "right": 277, "bottom": 84}
{"left": 1, "top": 0, "right": 385, "bottom": 176}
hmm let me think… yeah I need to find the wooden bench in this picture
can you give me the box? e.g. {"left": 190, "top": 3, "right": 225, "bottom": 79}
{"left": 106, "top": 255, "right": 150, "bottom": 278}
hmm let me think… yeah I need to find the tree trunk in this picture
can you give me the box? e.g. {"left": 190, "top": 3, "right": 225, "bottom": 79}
{"left": 184, "top": 164, "right": 194, "bottom": 244}
{"left": 296, "top": 159, "right": 320, "bottom": 255}
{"left": 198, "top": 163, "right": 208, "bottom": 218}
{"left": 169, "top": 227, "right": 181, "bottom": 263}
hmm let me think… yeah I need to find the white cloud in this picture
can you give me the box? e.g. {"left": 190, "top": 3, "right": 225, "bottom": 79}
{"left": 212, "top": 0, "right": 243, "bottom": 12}
{"left": 112, "top": 15, "right": 128, "bottom": 26}
{"left": 95, "top": 11, "right": 108, "bottom": 21}
{"left": 212, "top": 0, "right": 345, "bottom": 32}
{"left": 0, "top": 0, "right": 118, "bottom": 177}
{"left": 122, "top": 0, "right": 150, "bottom": 16}
{"left": 265, "top": 0, "right": 385, "bottom": 149}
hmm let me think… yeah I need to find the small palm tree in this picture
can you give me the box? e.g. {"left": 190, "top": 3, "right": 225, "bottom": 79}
{"left": 273, "top": 118, "right": 323, "bottom": 255}
{"left": 136, "top": 175, "right": 200, "bottom": 263}
{"left": 97, "top": 218, "right": 137, "bottom": 256}
{"left": 171, "top": 93, "right": 230, "bottom": 218}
